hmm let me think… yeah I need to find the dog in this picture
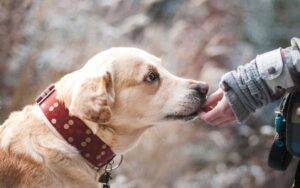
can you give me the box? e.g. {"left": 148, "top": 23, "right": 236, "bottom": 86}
{"left": 0, "top": 48, "right": 208, "bottom": 188}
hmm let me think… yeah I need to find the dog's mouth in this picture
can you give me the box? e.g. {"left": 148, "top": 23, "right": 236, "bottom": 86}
{"left": 165, "top": 111, "right": 198, "bottom": 121}
{"left": 165, "top": 97, "right": 206, "bottom": 121}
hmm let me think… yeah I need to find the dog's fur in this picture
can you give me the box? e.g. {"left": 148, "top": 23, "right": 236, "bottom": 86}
{"left": 0, "top": 48, "right": 207, "bottom": 188}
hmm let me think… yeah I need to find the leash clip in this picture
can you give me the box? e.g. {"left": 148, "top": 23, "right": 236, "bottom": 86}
{"left": 36, "top": 84, "right": 56, "bottom": 105}
{"left": 98, "top": 155, "right": 123, "bottom": 187}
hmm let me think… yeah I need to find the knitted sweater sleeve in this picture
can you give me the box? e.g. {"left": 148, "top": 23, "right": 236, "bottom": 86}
{"left": 220, "top": 38, "right": 300, "bottom": 122}
{"left": 220, "top": 60, "right": 274, "bottom": 122}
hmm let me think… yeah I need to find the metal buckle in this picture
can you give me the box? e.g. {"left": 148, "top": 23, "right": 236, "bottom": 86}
{"left": 106, "top": 155, "right": 123, "bottom": 171}
{"left": 96, "top": 155, "right": 124, "bottom": 172}
{"left": 35, "top": 84, "right": 56, "bottom": 105}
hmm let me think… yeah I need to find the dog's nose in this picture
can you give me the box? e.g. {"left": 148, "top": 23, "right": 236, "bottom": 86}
{"left": 190, "top": 83, "right": 209, "bottom": 96}
{"left": 200, "top": 84, "right": 209, "bottom": 95}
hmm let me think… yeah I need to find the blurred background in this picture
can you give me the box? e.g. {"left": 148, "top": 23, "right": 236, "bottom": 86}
{"left": 0, "top": 0, "right": 299, "bottom": 187}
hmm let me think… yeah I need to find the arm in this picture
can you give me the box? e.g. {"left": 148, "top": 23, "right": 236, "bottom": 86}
{"left": 199, "top": 38, "right": 300, "bottom": 125}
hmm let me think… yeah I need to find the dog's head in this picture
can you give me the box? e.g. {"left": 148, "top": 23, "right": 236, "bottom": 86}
{"left": 56, "top": 48, "right": 208, "bottom": 151}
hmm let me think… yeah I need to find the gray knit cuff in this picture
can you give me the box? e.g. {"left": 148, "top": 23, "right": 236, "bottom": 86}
{"left": 221, "top": 72, "right": 252, "bottom": 122}
{"left": 220, "top": 60, "right": 273, "bottom": 123}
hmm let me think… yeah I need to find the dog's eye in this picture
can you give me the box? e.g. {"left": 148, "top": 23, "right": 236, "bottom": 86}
{"left": 145, "top": 72, "right": 159, "bottom": 83}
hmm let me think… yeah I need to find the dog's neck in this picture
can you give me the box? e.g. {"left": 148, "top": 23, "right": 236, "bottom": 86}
{"left": 75, "top": 120, "right": 146, "bottom": 154}
{"left": 36, "top": 85, "right": 116, "bottom": 169}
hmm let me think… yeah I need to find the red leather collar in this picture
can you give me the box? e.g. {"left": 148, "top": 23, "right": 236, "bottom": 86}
{"left": 36, "top": 85, "right": 115, "bottom": 169}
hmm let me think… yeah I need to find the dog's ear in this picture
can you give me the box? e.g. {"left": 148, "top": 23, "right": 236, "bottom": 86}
{"left": 69, "top": 71, "right": 115, "bottom": 124}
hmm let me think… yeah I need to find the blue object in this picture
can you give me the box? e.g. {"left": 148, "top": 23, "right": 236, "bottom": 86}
{"left": 276, "top": 139, "right": 284, "bottom": 147}
{"left": 291, "top": 143, "right": 300, "bottom": 154}
{"left": 275, "top": 114, "right": 284, "bottom": 133}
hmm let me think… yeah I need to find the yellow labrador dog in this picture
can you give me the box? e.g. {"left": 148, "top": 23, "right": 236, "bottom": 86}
{"left": 0, "top": 48, "right": 208, "bottom": 188}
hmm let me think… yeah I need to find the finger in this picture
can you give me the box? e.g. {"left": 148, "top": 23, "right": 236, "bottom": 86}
{"left": 200, "top": 108, "right": 236, "bottom": 125}
{"left": 204, "top": 89, "right": 224, "bottom": 107}
{"left": 209, "top": 116, "right": 234, "bottom": 126}
{"left": 198, "top": 106, "right": 212, "bottom": 113}
{"left": 198, "top": 101, "right": 224, "bottom": 121}
{"left": 198, "top": 109, "right": 221, "bottom": 122}
{"left": 216, "top": 120, "right": 237, "bottom": 128}
{"left": 206, "top": 116, "right": 227, "bottom": 126}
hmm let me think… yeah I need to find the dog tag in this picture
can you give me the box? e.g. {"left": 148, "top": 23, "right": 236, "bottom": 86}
{"left": 99, "top": 172, "right": 112, "bottom": 188}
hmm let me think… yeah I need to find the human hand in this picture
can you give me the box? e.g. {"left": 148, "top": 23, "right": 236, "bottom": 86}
{"left": 198, "top": 88, "right": 236, "bottom": 127}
